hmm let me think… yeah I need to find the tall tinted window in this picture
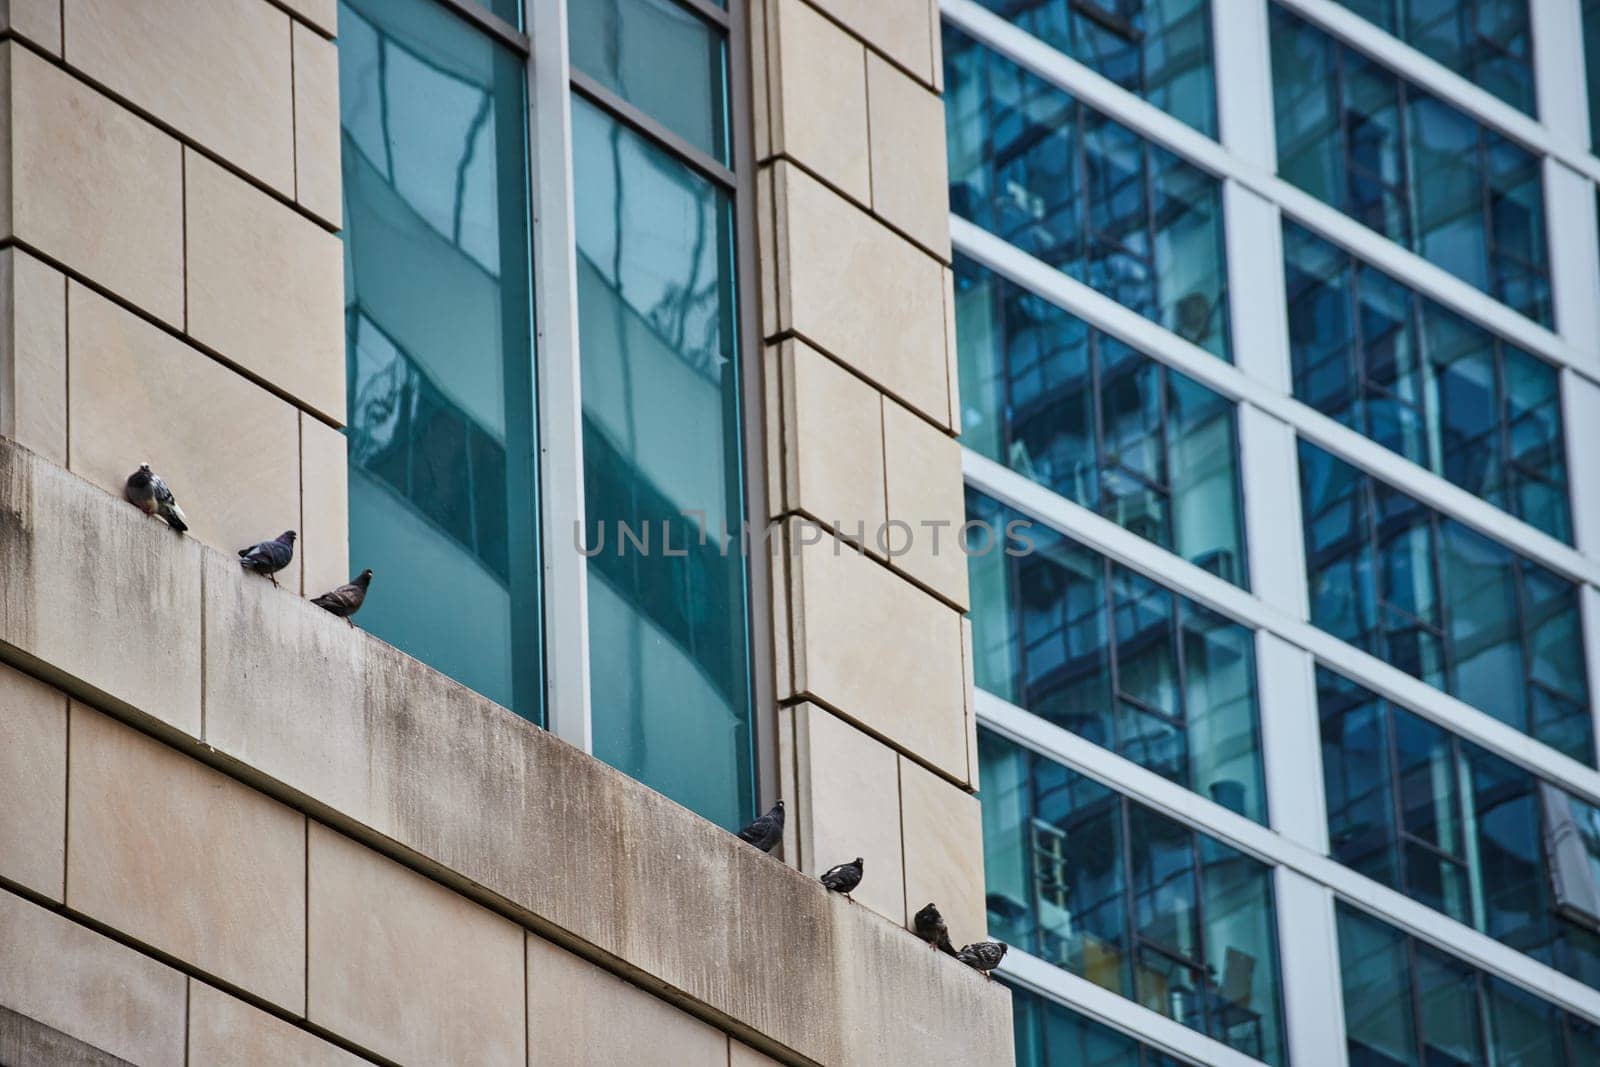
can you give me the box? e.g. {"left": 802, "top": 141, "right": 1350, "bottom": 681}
{"left": 980, "top": 730, "right": 1286, "bottom": 1064}
{"left": 972, "top": 0, "right": 1216, "bottom": 136}
{"left": 1283, "top": 222, "right": 1571, "bottom": 542}
{"left": 1271, "top": 6, "right": 1550, "bottom": 325}
{"left": 945, "top": 25, "right": 1232, "bottom": 359}
{"left": 1298, "top": 440, "right": 1591, "bottom": 761}
{"left": 340, "top": 0, "right": 542, "bottom": 720}
{"left": 1586, "top": 1, "right": 1600, "bottom": 150}
{"left": 1320, "top": 667, "right": 1600, "bottom": 990}
{"left": 571, "top": 9, "right": 755, "bottom": 830}
{"left": 1337, "top": 904, "right": 1600, "bottom": 1067}
{"left": 1336, "top": 0, "right": 1534, "bottom": 115}
{"left": 1009, "top": 983, "right": 1191, "bottom": 1067}
{"left": 969, "top": 490, "right": 1266, "bottom": 821}
{"left": 956, "top": 255, "right": 1246, "bottom": 584}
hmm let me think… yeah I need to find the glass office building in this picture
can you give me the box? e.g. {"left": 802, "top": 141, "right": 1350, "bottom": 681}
{"left": 948, "top": 1, "right": 1600, "bottom": 1065}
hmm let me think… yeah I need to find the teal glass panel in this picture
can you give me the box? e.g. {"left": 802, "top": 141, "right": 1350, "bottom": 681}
{"left": 1586, "top": 1, "right": 1600, "bottom": 149}
{"left": 968, "top": 489, "right": 1266, "bottom": 822}
{"left": 572, "top": 97, "right": 755, "bottom": 830}
{"left": 1299, "top": 439, "right": 1592, "bottom": 761}
{"left": 973, "top": 0, "right": 1216, "bottom": 136}
{"left": 339, "top": 0, "right": 542, "bottom": 721}
{"left": 979, "top": 729, "right": 1285, "bottom": 1064}
{"left": 1320, "top": 666, "right": 1600, "bottom": 990}
{"left": 468, "top": 0, "right": 521, "bottom": 29}
{"left": 954, "top": 254, "right": 1247, "bottom": 584}
{"left": 569, "top": 0, "right": 731, "bottom": 164}
{"left": 944, "top": 24, "right": 1231, "bottom": 359}
{"left": 1337, "top": 0, "right": 1534, "bottom": 114}
{"left": 1271, "top": 6, "right": 1550, "bottom": 325}
{"left": 1005, "top": 982, "right": 1188, "bottom": 1067}
{"left": 1283, "top": 221, "right": 1572, "bottom": 542}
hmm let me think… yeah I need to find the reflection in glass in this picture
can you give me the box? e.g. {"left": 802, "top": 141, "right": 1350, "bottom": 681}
{"left": 980, "top": 730, "right": 1285, "bottom": 1063}
{"left": 1298, "top": 440, "right": 1591, "bottom": 761}
{"left": 572, "top": 98, "right": 755, "bottom": 831}
{"left": 968, "top": 489, "right": 1265, "bottom": 822}
{"left": 1271, "top": 6, "right": 1549, "bottom": 324}
{"left": 973, "top": 0, "right": 1216, "bottom": 136}
{"left": 1336, "top": 0, "right": 1534, "bottom": 115}
{"left": 1587, "top": 1, "right": 1600, "bottom": 150}
{"left": 340, "top": 0, "right": 541, "bottom": 720}
{"left": 1007, "top": 982, "right": 1189, "bottom": 1067}
{"left": 945, "top": 24, "right": 1231, "bottom": 359}
{"left": 955, "top": 254, "right": 1246, "bottom": 584}
{"left": 569, "top": 0, "right": 731, "bottom": 163}
{"left": 1283, "top": 222, "right": 1570, "bottom": 543}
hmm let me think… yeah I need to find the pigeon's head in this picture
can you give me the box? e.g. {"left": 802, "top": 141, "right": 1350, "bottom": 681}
{"left": 775, "top": 799, "right": 785, "bottom": 810}
{"left": 279, "top": 531, "right": 298, "bottom": 544}
{"left": 355, "top": 568, "right": 374, "bottom": 588}
{"left": 138, "top": 462, "right": 152, "bottom": 474}
{"left": 853, "top": 857, "right": 864, "bottom": 867}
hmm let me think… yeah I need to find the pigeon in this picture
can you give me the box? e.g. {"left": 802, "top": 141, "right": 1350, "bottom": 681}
{"left": 124, "top": 464, "right": 188, "bottom": 532}
{"left": 955, "top": 940, "right": 1007, "bottom": 978}
{"left": 311, "top": 569, "right": 372, "bottom": 625}
{"left": 819, "top": 857, "right": 864, "bottom": 900}
{"left": 913, "top": 902, "right": 957, "bottom": 956}
{"left": 238, "top": 531, "right": 297, "bottom": 587}
{"left": 736, "top": 799, "right": 785, "bottom": 853}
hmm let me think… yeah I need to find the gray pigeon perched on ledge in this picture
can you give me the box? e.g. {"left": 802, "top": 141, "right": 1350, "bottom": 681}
{"left": 955, "top": 940, "right": 1007, "bottom": 978}
{"left": 914, "top": 902, "right": 957, "bottom": 956}
{"left": 239, "top": 531, "right": 297, "bottom": 587}
{"left": 124, "top": 464, "right": 187, "bottom": 532}
{"left": 736, "top": 799, "right": 785, "bottom": 853}
{"left": 311, "top": 569, "right": 372, "bottom": 625}
{"left": 819, "top": 857, "right": 863, "bottom": 900}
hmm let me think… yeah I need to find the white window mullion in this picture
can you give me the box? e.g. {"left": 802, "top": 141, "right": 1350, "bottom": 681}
{"left": 1545, "top": 157, "right": 1600, "bottom": 352}
{"left": 1531, "top": 0, "right": 1593, "bottom": 155}
{"left": 1274, "top": 868, "right": 1348, "bottom": 1067}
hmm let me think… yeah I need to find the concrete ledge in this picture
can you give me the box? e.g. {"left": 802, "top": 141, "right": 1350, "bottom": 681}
{"left": 0, "top": 438, "right": 1012, "bottom": 1066}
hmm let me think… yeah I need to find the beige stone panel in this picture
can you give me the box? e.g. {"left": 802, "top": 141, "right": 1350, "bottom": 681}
{"left": 308, "top": 823, "right": 525, "bottom": 1067}
{"left": 0, "top": 46, "right": 9, "bottom": 236}
{"left": 0, "top": 891, "right": 186, "bottom": 1066}
{"left": 67, "top": 284, "right": 302, "bottom": 587}
{"left": 64, "top": 0, "right": 294, "bottom": 194}
{"left": 943, "top": 264, "right": 961, "bottom": 434}
{"left": 788, "top": 522, "right": 968, "bottom": 779}
{"left": 807, "top": 0, "right": 936, "bottom": 85}
{"left": 293, "top": 22, "right": 341, "bottom": 226}
{"left": 527, "top": 936, "right": 727, "bottom": 1065}
{"left": 185, "top": 150, "right": 345, "bottom": 421}
{"left": 793, "top": 704, "right": 904, "bottom": 925}
{"left": 768, "top": 0, "right": 869, "bottom": 202}
{"left": 0, "top": 439, "right": 204, "bottom": 736}
{"left": 276, "top": 0, "right": 336, "bottom": 36}
{"left": 776, "top": 339, "right": 886, "bottom": 538}
{"left": 300, "top": 414, "right": 349, "bottom": 597}
{"left": 731, "top": 1042, "right": 784, "bottom": 1066}
{"left": 900, "top": 757, "right": 987, "bottom": 951}
{"left": 1, "top": 0, "right": 61, "bottom": 54}
{"left": 866, "top": 53, "right": 951, "bottom": 259}
{"left": 0, "top": 662, "right": 65, "bottom": 899}
{"left": 771, "top": 163, "right": 950, "bottom": 428}
{"left": 188, "top": 981, "right": 367, "bottom": 1067}
{"left": 882, "top": 397, "right": 969, "bottom": 608}
{"left": 9, "top": 46, "right": 184, "bottom": 325}
{"left": 0, "top": 248, "right": 68, "bottom": 465}
{"left": 67, "top": 705, "right": 307, "bottom": 1011}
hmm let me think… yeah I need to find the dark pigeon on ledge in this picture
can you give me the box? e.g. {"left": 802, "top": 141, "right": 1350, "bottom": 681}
{"left": 913, "top": 902, "right": 957, "bottom": 956}
{"left": 311, "top": 569, "right": 372, "bottom": 626}
{"left": 736, "top": 799, "right": 785, "bottom": 853}
{"left": 239, "top": 531, "right": 297, "bottom": 587}
{"left": 124, "top": 463, "right": 187, "bottom": 532}
{"left": 819, "top": 857, "right": 864, "bottom": 900}
{"left": 955, "top": 940, "right": 1007, "bottom": 978}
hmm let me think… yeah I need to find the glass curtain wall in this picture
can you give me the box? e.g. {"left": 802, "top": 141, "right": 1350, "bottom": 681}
{"left": 969, "top": 0, "right": 1216, "bottom": 136}
{"left": 945, "top": 24, "right": 1232, "bottom": 360}
{"left": 956, "top": 255, "right": 1246, "bottom": 584}
{"left": 1271, "top": 5, "right": 1550, "bottom": 325}
{"left": 980, "top": 729, "right": 1286, "bottom": 1064}
{"left": 1334, "top": 0, "right": 1535, "bottom": 115}
{"left": 1009, "top": 983, "right": 1192, "bottom": 1067}
{"left": 1283, "top": 221, "right": 1571, "bottom": 542}
{"left": 569, "top": 0, "right": 756, "bottom": 830}
{"left": 1298, "top": 439, "right": 1591, "bottom": 762}
{"left": 339, "top": 0, "right": 543, "bottom": 721}
{"left": 968, "top": 489, "right": 1266, "bottom": 822}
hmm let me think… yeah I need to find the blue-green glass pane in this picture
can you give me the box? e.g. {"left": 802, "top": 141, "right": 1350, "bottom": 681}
{"left": 1334, "top": 0, "right": 1534, "bottom": 114}
{"left": 1318, "top": 668, "right": 1399, "bottom": 886}
{"left": 1004, "top": 984, "right": 1149, "bottom": 1067}
{"left": 1336, "top": 905, "right": 1419, "bottom": 1067}
{"left": 339, "top": 0, "right": 542, "bottom": 722}
{"left": 1198, "top": 834, "right": 1284, "bottom": 1063}
{"left": 952, "top": 255, "right": 1246, "bottom": 582}
{"left": 945, "top": 25, "right": 1231, "bottom": 358}
{"left": 1587, "top": 1, "right": 1600, "bottom": 149}
{"left": 572, "top": 98, "right": 754, "bottom": 830}
{"left": 974, "top": 0, "right": 1216, "bottom": 136}
{"left": 569, "top": 0, "right": 730, "bottom": 164}
{"left": 468, "top": 0, "right": 522, "bottom": 30}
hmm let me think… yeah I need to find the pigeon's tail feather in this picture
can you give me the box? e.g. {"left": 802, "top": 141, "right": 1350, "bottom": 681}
{"left": 163, "top": 505, "right": 189, "bottom": 533}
